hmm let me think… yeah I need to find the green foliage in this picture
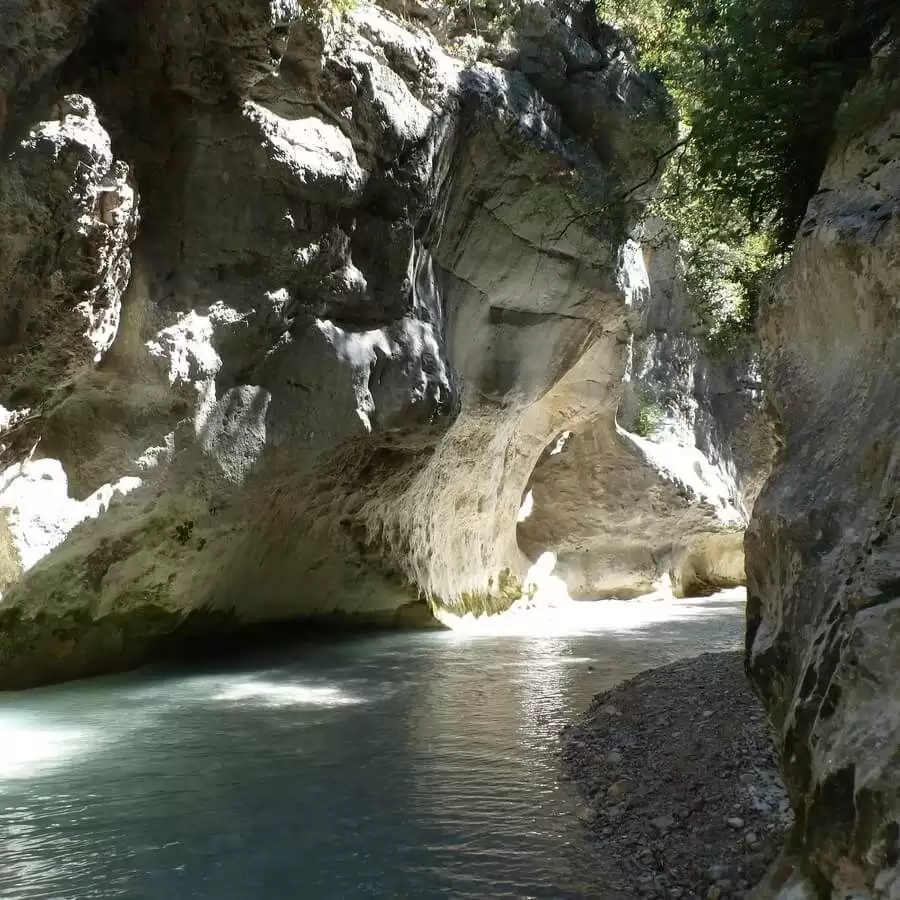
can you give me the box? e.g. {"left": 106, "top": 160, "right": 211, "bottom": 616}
{"left": 298, "top": 0, "right": 355, "bottom": 26}
{"left": 682, "top": 230, "right": 782, "bottom": 356}
{"left": 439, "top": 0, "right": 521, "bottom": 42}
{"left": 596, "top": 0, "right": 897, "bottom": 350}
{"left": 598, "top": 0, "right": 896, "bottom": 248}
{"left": 632, "top": 397, "right": 663, "bottom": 438}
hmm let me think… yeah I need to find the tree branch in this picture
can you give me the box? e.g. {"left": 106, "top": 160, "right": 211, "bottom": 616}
{"left": 545, "top": 133, "right": 692, "bottom": 244}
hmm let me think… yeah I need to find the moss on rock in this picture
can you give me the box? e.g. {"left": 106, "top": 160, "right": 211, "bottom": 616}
{"left": 433, "top": 567, "right": 534, "bottom": 618}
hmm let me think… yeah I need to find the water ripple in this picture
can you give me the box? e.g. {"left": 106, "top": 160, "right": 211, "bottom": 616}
{"left": 0, "top": 593, "right": 744, "bottom": 899}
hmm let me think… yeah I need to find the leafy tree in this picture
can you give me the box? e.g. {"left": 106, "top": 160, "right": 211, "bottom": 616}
{"left": 596, "top": 0, "right": 898, "bottom": 346}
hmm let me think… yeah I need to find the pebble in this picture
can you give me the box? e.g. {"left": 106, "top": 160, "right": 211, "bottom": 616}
{"left": 560, "top": 653, "right": 790, "bottom": 900}
{"left": 575, "top": 803, "right": 596, "bottom": 824}
{"left": 607, "top": 779, "right": 631, "bottom": 799}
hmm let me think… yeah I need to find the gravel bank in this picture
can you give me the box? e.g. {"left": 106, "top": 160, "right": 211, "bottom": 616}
{"left": 561, "top": 651, "right": 792, "bottom": 899}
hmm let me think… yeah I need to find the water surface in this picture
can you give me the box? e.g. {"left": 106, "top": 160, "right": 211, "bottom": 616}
{"left": 0, "top": 593, "right": 744, "bottom": 899}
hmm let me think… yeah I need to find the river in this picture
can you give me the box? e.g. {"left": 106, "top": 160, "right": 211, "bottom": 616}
{"left": 0, "top": 592, "right": 744, "bottom": 899}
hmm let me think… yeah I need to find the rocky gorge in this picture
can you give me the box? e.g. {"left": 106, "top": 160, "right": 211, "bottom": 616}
{"left": 1, "top": 0, "right": 899, "bottom": 898}
{"left": 0, "top": 0, "right": 763, "bottom": 688}
{"left": 744, "top": 42, "right": 900, "bottom": 899}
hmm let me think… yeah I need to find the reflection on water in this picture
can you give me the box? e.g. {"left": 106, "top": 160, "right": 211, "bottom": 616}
{"left": 211, "top": 680, "right": 364, "bottom": 707}
{"left": 0, "top": 720, "right": 87, "bottom": 779}
{"left": 0, "top": 592, "right": 745, "bottom": 899}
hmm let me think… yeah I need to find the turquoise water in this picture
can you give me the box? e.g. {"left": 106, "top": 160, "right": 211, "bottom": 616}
{"left": 0, "top": 595, "right": 744, "bottom": 899}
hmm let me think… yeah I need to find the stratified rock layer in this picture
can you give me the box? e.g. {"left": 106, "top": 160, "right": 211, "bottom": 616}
{"left": 745, "top": 75, "right": 900, "bottom": 897}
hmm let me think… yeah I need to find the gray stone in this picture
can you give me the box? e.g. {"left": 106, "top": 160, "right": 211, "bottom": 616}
{"left": 745, "top": 53, "right": 900, "bottom": 898}
{"left": 0, "top": 0, "right": 683, "bottom": 688}
{"left": 0, "top": 95, "right": 138, "bottom": 409}
{"left": 607, "top": 779, "right": 632, "bottom": 799}
{"left": 518, "top": 219, "right": 773, "bottom": 599}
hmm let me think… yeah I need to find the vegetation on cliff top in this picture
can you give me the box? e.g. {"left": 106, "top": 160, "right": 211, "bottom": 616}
{"left": 596, "top": 0, "right": 898, "bottom": 349}
{"left": 306, "top": 0, "right": 897, "bottom": 351}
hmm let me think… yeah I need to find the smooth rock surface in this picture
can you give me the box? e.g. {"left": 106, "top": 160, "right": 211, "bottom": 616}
{"left": 519, "top": 221, "right": 771, "bottom": 598}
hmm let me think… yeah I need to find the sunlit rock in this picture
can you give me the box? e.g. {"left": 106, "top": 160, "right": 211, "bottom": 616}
{"left": 0, "top": 0, "right": 773, "bottom": 689}
{"left": 519, "top": 220, "right": 772, "bottom": 599}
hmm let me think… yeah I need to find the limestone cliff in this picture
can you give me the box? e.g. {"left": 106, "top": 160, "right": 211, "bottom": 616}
{"left": 519, "top": 219, "right": 771, "bottom": 599}
{"left": 0, "top": 0, "right": 757, "bottom": 688}
{"left": 745, "top": 43, "right": 900, "bottom": 899}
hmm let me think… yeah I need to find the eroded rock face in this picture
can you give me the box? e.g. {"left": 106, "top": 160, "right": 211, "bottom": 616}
{"left": 745, "top": 66, "right": 900, "bottom": 897}
{"left": 0, "top": 0, "right": 683, "bottom": 687}
{"left": 0, "top": 95, "right": 137, "bottom": 407}
{"left": 519, "top": 222, "right": 772, "bottom": 598}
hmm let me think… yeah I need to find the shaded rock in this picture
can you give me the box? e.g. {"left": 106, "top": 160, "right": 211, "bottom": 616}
{"left": 0, "top": 94, "right": 138, "bottom": 407}
{"left": 745, "top": 52, "right": 900, "bottom": 898}
{"left": 0, "top": 0, "right": 104, "bottom": 98}
{"left": 0, "top": 0, "right": 681, "bottom": 687}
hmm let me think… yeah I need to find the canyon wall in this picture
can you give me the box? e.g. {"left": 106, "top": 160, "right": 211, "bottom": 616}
{"left": 0, "top": 0, "right": 759, "bottom": 688}
{"left": 745, "top": 44, "right": 900, "bottom": 899}
{"left": 519, "top": 219, "right": 771, "bottom": 599}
